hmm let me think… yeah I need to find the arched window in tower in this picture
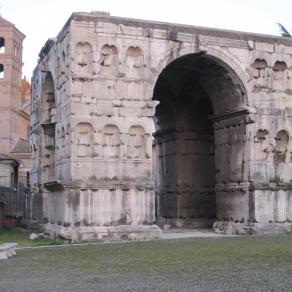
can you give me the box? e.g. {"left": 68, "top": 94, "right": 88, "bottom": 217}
{"left": 0, "top": 38, "right": 5, "bottom": 54}
{"left": 14, "top": 44, "right": 18, "bottom": 57}
{"left": 0, "top": 64, "right": 4, "bottom": 79}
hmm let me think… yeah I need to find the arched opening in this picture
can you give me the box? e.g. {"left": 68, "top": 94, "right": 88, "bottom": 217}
{"left": 153, "top": 52, "right": 247, "bottom": 228}
{"left": 0, "top": 64, "right": 4, "bottom": 79}
{"left": 40, "top": 72, "right": 56, "bottom": 183}
{"left": 0, "top": 37, "right": 5, "bottom": 54}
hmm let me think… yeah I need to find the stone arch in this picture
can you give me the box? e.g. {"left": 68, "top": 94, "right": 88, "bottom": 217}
{"left": 40, "top": 71, "right": 56, "bottom": 183}
{"left": 75, "top": 122, "right": 94, "bottom": 157}
{"left": 156, "top": 46, "right": 251, "bottom": 100}
{"left": 273, "top": 61, "right": 288, "bottom": 72}
{"left": 41, "top": 72, "right": 56, "bottom": 123}
{"left": 252, "top": 58, "right": 268, "bottom": 69}
{"left": 101, "top": 124, "right": 121, "bottom": 158}
{"left": 75, "top": 42, "right": 93, "bottom": 74}
{"left": 153, "top": 52, "right": 249, "bottom": 226}
{"left": 127, "top": 125, "right": 147, "bottom": 159}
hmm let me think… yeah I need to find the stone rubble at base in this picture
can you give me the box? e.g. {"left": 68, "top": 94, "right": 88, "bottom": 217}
{"left": 0, "top": 243, "right": 17, "bottom": 260}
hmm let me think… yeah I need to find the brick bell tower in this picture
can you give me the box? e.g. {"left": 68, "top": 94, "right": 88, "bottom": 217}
{"left": 0, "top": 16, "right": 25, "bottom": 154}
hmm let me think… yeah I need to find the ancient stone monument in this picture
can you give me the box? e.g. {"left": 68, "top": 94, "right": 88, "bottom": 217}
{"left": 29, "top": 11, "right": 292, "bottom": 239}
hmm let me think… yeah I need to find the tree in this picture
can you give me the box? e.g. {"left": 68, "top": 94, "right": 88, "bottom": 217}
{"left": 277, "top": 23, "right": 291, "bottom": 37}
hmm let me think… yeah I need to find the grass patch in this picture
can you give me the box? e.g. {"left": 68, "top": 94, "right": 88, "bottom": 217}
{"left": 1, "top": 235, "right": 292, "bottom": 291}
{"left": 0, "top": 228, "right": 66, "bottom": 247}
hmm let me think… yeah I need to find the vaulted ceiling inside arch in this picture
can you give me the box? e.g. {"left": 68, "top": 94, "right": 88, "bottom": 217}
{"left": 153, "top": 53, "right": 247, "bottom": 118}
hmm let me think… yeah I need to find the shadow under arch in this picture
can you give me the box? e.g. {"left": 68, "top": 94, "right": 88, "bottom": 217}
{"left": 153, "top": 52, "right": 250, "bottom": 228}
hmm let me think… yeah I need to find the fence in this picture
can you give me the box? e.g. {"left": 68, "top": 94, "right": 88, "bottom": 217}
{"left": 0, "top": 183, "right": 26, "bottom": 218}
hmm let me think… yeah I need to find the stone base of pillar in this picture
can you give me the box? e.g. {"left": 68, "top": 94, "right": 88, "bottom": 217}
{"left": 156, "top": 217, "right": 215, "bottom": 229}
{"left": 213, "top": 221, "right": 292, "bottom": 235}
{"left": 42, "top": 223, "right": 162, "bottom": 241}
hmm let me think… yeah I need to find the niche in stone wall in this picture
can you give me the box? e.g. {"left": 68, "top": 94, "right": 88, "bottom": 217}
{"left": 274, "top": 130, "right": 289, "bottom": 164}
{"left": 272, "top": 61, "right": 287, "bottom": 91}
{"left": 75, "top": 42, "right": 92, "bottom": 74}
{"left": 65, "top": 124, "right": 70, "bottom": 158}
{"left": 56, "top": 129, "right": 60, "bottom": 160}
{"left": 125, "top": 46, "right": 144, "bottom": 78}
{"left": 102, "top": 125, "right": 121, "bottom": 158}
{"left": 61, "top": 51, "right": 66, "bottom": 75}
{"left": 41, "top": 73, "right": 56, "bottom": 124}
{"left": 76, "top": 123, "right": 94, "bottom": 157}
{"left": 125, "top": 47, "right": 144, "bottom": 67}
{"left": 255, "top": 129, "right": 274, "bottom": 161}
{"left": 61, "top": 127, "right": 65, "bottom": 157}
{"left": 100, "top": 44, "right": 118, "bottom": 67}
{"left": 251, "top": 59, "right": 268, "bottom": 88}
{"left": 127, "top": 125, "right": 147, "bottom": 159}
{"left": 30, "top": 133, "right": 38, "bottom": 159}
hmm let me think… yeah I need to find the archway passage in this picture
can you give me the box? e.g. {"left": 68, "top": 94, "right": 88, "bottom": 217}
{"left": 40, "top": 72, "right": 56, "bottom": 183}
{"left": 153, "top": 53, "right": 247, "bottom": 228}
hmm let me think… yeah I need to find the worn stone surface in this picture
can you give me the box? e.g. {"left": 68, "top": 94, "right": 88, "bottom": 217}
{"left": 0, "top": 242, "right": 17, "bottom": 260}
{"left": 29, "top": 11, "right": 292, "bottom": 238}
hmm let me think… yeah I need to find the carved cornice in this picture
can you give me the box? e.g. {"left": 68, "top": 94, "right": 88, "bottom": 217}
{"left": 210, "top": 108, "right": 256, "bottom": 130}
{"left": 39, "top": 180, "right": 155, "bottom": 193}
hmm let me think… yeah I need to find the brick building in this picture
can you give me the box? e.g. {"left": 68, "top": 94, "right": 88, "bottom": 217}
{"left": 0, "top": 16, "right": 31, "bottom": 226}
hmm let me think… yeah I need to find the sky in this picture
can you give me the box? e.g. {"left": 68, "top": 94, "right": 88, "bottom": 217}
{"left": 1, "top": 0, "right": 292, "bottom": 79}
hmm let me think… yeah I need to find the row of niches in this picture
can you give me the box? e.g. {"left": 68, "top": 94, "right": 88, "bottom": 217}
{"left": 65, "top": 43, "right": 146, "bottom": 79}
{"left": 255, "top": 129, "right": 291, "bottom": 163}
{"left": 54, "top": 123, "right": 151, "bottom": 160}
{"left": 251, "top": 59, "right": 292, "bottom": 92}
